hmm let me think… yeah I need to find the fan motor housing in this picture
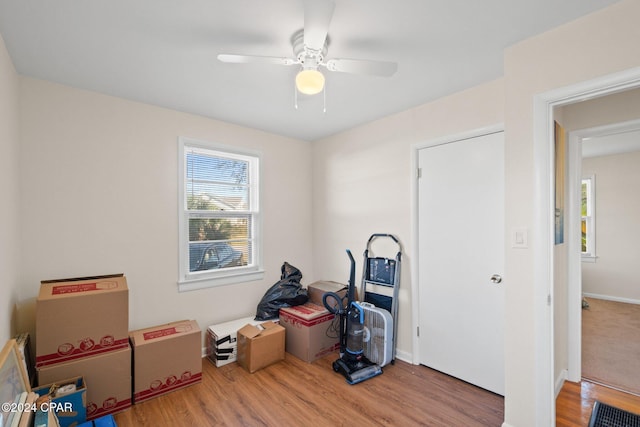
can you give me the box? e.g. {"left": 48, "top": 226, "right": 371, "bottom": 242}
{"left": 291, "top": 29, "right": 329, "bottom": 65}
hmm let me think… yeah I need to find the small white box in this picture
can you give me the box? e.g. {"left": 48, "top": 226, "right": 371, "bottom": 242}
{"left": 206, "top": 317, "right": 261, "bottom": 367}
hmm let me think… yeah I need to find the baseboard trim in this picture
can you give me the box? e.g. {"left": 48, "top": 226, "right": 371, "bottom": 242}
{"left": 202, "top": 347, "right": 415, "bottom": 365}
{"left": 583, "top": 293, "right": 640, "bottom": 305}
{"left": 395, "top": 349, "right": 412, "bottom": 364}
{"left": 555, "top": 369, "right": 568, "bottom": 398}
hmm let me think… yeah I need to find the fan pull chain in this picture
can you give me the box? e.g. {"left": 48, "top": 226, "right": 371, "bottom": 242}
{"left": 323, "top": 83, "right": 326, "bottom": 113}
{"left": 292, "top": 80, "right": 327, "bottom": 112}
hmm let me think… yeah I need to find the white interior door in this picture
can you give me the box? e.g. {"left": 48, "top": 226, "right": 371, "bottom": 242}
{"left": 418, "top": 131, "right": 505, "bottom": 395}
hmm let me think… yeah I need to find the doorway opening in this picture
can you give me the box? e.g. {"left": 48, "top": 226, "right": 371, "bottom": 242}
{"left": 565, "top": 119, "right": 640, "bottom": 395}
{"left": 533, "top": 66, "right": 640, "bottom": 424}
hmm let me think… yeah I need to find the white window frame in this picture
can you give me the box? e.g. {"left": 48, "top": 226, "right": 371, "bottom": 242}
{"left": 178, "top": 137, "right": 263, "bottom": 292}
{"left": 581, "top": 174, "right": 596, "bottom": 263}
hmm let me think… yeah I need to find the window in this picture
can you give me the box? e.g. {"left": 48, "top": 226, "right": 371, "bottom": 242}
{"left": 581, "top": 175, "right": 596, "bottom": 262}
{"left": 178, "top": 137, "right": 263, "bottom": 291}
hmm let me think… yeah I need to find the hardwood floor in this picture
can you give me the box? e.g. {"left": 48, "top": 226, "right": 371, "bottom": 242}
{"left": 114, "top": 352, "right": 504, "bottom": 426}
{"left": 556, "top": 380, "right": 640, "bottom": 426}
{"left": 109, "top": 352, "right": 640, "bottom": 426}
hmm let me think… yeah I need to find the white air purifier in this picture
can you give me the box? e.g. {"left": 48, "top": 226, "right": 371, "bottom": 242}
{"left": 360, "top": 302, "right": 394, "bottom": 367}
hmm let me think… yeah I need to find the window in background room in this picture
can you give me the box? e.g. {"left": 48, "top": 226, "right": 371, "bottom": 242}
{"left": 178, "top": 138, "right": 263, "bottom": 291}
{"left": 581, "top": 175, "right": 596, "bottom": 262}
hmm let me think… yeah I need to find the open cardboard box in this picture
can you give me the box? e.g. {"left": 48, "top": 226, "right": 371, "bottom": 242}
{"left": 206, "top": 316, "right": 260, "bottom": 368}
{"left": 236, "top": 322, "right": 285, "bottom": 373}
{"left": 33, "top": 376, "right": 87, "bottom": 427}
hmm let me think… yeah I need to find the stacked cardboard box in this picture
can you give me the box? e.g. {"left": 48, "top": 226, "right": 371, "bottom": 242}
{"left": 307, "top": 280, "right": 350, "bottom": 309}
{"left": 129, "top": 319, "right": 202, "bottom": 403}
{"left": 206, "top": 316, "right": 264, "bottom": 367}
{"left": 35, "top": 274, "right": 131, "bottom": 420}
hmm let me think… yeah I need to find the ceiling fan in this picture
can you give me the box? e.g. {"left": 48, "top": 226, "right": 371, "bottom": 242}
{"left": 217, "top": 0, "right": 398, "bottom": 97}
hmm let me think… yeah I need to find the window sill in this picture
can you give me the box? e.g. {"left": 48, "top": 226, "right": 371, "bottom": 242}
{"left": 178, "top": 269, "right": 264, "bottom": 292}
{"left": 581, "top": 255, "right": 597, "bottom": 263}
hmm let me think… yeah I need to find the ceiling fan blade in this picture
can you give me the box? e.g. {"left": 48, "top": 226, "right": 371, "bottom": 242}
{"left": 217, "top": 54, "right": 297, "bottom": 66}
{"left": 324, "top": 58, "right": 398, "bottom": 77}
{"left": 303, "top": 0, "right": 335, "bottom": 51}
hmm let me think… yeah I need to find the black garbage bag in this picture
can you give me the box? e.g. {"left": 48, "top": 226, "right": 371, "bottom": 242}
{"left": 254, "top": 262, "right": 308, "bottom": 321}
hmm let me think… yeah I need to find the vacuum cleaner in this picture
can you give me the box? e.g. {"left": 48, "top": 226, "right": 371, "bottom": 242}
{"left": 323, "top": 249, "right": 383, "bottom": 385}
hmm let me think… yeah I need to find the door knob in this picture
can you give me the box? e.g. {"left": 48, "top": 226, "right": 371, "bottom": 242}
{"left": 490, "top": 274, "right": 502, "bottom": 284}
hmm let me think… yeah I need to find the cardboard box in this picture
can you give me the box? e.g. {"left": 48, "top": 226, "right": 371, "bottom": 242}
{"left": 37, "top": 346, "right": 131, "bottom": 421}
{"left": 33, "top": 376, "right": 87, "bottom": 427}
{"left": 279, "top": 303, "right": 340, "bottom": 362}
{"left": 236, "top": 322, "right": 285, "bottom": 373}
{"left": 129, "top": 320, "right": 202, "bottom": 403}
{"left": 307, "top": 281, "right": 350, "bottom": 310}
{"left": 206, "top": 316, "right": 263, "bottom": 367}
{"left": 36, "top": 274, "right": 129, "bottom": 368}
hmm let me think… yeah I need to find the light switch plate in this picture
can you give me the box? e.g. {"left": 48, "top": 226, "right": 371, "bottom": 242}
{"left": 512, "top": 227, "right": 528, "bottom": 249}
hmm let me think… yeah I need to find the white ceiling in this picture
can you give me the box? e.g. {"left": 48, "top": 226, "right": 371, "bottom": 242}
{"left": 0, "top": 0, "right": 621, "bottom": 141}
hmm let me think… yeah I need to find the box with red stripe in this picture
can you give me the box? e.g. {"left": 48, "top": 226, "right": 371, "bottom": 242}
{"left": 37, "top": 345, "right": 132, "bottom": 420}
{"left": 129, "top": 320, "right": 202, "bottom": 404}
{"left": 279, "top": 303, "right": 340, "bottom": 362}
{"left": 36, "top": 274, "right": 129, "bottom": 368}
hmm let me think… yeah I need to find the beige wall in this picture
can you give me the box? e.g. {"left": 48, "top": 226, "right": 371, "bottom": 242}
{"left": 2, "top": 1, "right": 640, "bottom": 425}
{"left": 504, "top": 0, "right": 640, "bottom": 425}
{"left": 312, "top": 78, "right": 505, "bottom": 360}
{"left": 582, "top": 151, "right": 640, "bottom": 300}
{"left": 0, "top": 34, "right": 20, "bottom": 343}
{"left": 561, "top": 87, "right": 640, "bottom": 132}
{"left": 315, "top": 1, "right": 640, "bottom": 425}
{"left": 17, "top": 77, "right": 314, "bottom": 344}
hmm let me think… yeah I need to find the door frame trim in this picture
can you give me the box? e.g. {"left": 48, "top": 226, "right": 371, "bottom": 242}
{"left": 410, "top": 124, "right": 504, "bottom": 365}
{"left": 533, "top": 66, "right": 640, "bottom": 425}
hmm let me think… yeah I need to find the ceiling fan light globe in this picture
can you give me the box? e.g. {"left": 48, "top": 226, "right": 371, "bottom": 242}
{"left": 295, "top": 69, "right": 325, "bottom": 95}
